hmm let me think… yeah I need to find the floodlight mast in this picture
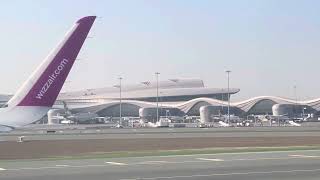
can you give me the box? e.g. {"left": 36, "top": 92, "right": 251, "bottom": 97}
{"left": 119, "top": 77, "right": 122, "bottom": 125}
{"left": 155, "top": 72, "right": 160, "bottom": 123}
{"left": 226, "top": 70, "right": 231, "bottom": 124}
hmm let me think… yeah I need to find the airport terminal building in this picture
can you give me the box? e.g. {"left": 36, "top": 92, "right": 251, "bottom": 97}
{"left": 53, "top": 79, "right": 240, "bottom": 120}
{"left": 1, "top": 78, "right": 320, "bottom": 123}
{"left": 53, "top": 79, "right": 320, "bottom": 122}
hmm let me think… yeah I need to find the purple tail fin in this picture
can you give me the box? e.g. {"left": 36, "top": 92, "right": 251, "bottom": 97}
{"left": 10, "top": 16, "right": 96, "bottom": 107}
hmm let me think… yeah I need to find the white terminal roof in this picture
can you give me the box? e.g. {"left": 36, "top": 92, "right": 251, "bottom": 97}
{"left": 58, "top": 78, "right": 240, "bottom": 101}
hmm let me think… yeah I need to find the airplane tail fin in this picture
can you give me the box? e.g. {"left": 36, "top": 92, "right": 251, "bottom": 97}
{"left": 7, "top": 16, "right": 96, "bottom": 107}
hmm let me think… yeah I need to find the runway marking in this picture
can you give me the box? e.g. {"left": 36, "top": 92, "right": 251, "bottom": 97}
{"left": 194, "top": 155, "right": 320, "bottom": 163}
{"left": 2, "top": 150, "right": 320, "bottom": 172}
{"left": 289, "top": 154, "right": 320, "bottom": 158}
{"left": 234, "top": 157, "right": 305, "bottom": 161}
{"left": 105, "top": 162, "right": 128, "bottom": 166}
{"left": 133, "top": 160, "right": 205, "bottom": 166}
{"left": 2, "top": 156, "right": 318, "bottom": 172}
{"left": 120, "top": 149, "right": 320, "bottom": 159}
{"left": 213, "top": 156, "right": 320, "bottom": 162}
{"left": 5, "top": 164, "right": 111, "bottom": 171}
{"left": 17, "top": 167, "right": 64, "bottom": 170}
{"left": 124, "top": 168, "right": 320, "bottom": 179}
{"left": 197, "top": 158, "right": 224, "bottom": 162}
{"left": 136, "top": 161, "right": 168, "bottom": 165}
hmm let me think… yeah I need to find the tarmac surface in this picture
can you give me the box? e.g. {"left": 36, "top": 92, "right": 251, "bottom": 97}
{"left": 2, "top": 126, "right": 320, "bottom": 141}
{"left": 1, "top": 127, "right": 320, "bottom": 159}
{"left": 1, "top": 150, "right": 320, "bottom": 180}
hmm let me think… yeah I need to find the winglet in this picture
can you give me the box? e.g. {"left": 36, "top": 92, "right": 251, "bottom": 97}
{"left": 8, "top": 16, "right": 96, "bottom": 107}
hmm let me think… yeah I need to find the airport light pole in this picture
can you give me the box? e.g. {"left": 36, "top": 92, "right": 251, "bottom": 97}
{"left": 159, "top": 91, "right": 163, "bottom": 118}
{"left": 119, "top": 77, "right": 123, "bottom": 126}
{"left": 221, "top": 93, "right": 224, "bottom": 113}
{"left": 294, "top": 85, "right": 298, "bottom": 103}
{"left": 226, "top": 70, "right": 231, "bottom": 124}
{"left": 155, "top": 72, "right": 160, "bottom": 123}
{"left": 294, "top": 85, "right": 298, "bottom": 119}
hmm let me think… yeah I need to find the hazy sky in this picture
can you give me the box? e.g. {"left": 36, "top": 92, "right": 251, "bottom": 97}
{"left": 0, "top": 0, "right": 319, "bottom": 100}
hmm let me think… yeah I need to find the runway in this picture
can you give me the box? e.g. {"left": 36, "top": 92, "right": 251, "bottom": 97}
{"left": 1, "top": 150, "right": 320, "bottom": 180}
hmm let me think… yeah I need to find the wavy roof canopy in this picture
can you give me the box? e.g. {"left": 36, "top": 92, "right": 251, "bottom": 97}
{"left": 60, "top": 96, "right": 320, "bottom": 114}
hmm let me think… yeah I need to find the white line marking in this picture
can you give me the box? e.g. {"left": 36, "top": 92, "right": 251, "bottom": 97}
{"left": 3, "top": 150, "right": 320, "bottom": 172}
{"left": 137, "top": 161, "right": 168, "bottom": 164}
{"left": 6, "top": 164, "right": 112, "bottom": 171}
{"left": 197, "top": 158, "right": 224, "bottom": 162}
{"left": 55, "top": 165, "right": 70, "bottom": 167}
{"left": 234, "top": 157, "right": 306, "bottom": 161}
{"left": 289, "top": 154, "right": 320, "bottom": 158}
{"left": 194, "top": 156, "right": 320, "bottom": 163}
{"left": 3, "top": 156, "right": 316, "bottom": 172}
{"left": 216, "top": 156, "right": 320, "bottom": 162}
{"left": 105, "top": 162, "right": 128, "bottom": 166}
{"left": 133, "top": 160, "right": 205, "bottom": 165}
{"left": 116, "top": 149, "right": 320, "bottom": 159}
{"left": 126, "top": 168, "right": 320, "bottom": 179}
{"left": 18, "top": 167, "right": 64, "bottom": 170}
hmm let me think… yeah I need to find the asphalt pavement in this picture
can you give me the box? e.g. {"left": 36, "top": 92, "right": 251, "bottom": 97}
{"left": 1, "top": 150, "right": 320, "bottom": 180}
{"left": 2, "top": 126, "right": 320, "bottom": 141}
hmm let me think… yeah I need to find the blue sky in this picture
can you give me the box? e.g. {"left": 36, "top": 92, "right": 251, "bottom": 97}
{"left": 0, "top": 0, "right": 320, "bottom": 100}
